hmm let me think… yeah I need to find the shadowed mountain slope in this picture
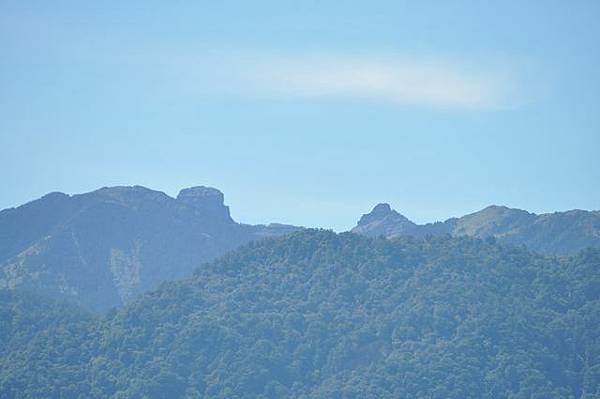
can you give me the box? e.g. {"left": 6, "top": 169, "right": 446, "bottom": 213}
{"left": 0, "top": 185, "right": 300, "bottom": 311}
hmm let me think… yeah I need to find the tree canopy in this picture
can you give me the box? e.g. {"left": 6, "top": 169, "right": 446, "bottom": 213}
{"left": 1, "top": 230, "right": 599, "bottom": 398}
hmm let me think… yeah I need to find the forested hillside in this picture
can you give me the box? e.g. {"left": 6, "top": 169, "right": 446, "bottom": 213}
{"left": 1, "top": 230, "right": 599, "bottom": 398}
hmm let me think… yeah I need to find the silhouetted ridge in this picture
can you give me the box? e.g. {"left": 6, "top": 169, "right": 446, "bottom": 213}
{"left": 352, "top": 202, "right": 600, "bottom": 255}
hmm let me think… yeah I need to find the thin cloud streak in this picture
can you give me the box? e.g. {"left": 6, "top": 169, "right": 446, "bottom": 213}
{"left": 203, "top": 52, "right": 516, "bottom": 110}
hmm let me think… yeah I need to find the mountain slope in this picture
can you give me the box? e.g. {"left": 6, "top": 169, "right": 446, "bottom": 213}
{"left": 0, "top": 186, "right": 300, "bottom": 311}
{"left": 1, "top": 230, "right": 599, "bottom": 398}
{"left": 352, "top": 203, "right": 600, "bottom": 255}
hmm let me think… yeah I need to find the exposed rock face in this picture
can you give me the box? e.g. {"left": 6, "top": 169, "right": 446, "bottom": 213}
{"left": 353, "top": 203, "right": 419, "bottom": 237}
{"left": 0, "top": 186, "right": 301, "bottom": 311}
{"left": 176, "top": 186, "right": 232, "bottom": 222}
{"left": 352, "top": 203, "right": 600, "bottom": 255}
{"left": 109, "top": 242, "right": 142, "bottom": 303}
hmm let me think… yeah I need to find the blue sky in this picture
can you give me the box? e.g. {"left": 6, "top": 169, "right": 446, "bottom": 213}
{"left": 1, "top": 1, "right": 599, "bottom": 230}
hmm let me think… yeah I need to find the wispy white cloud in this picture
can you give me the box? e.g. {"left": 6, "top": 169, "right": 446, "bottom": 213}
{"left": 195, "top": 51, "right": 516, "bottom": 110}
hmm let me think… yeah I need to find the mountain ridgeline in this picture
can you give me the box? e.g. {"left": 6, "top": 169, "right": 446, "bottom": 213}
{"left": 352, "top": 203, "right": 600, "bottom": 256}
{"left": 0, "top": 186, "right": 300, "bottom": 311}
{"left": 1, "top": 186, "right": 599, "bottom": 312}
{"left": 1, "top": 230, "right": 599, "bottom": 398}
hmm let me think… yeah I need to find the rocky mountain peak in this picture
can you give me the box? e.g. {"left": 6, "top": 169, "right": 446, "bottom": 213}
{"left": 370, "top": 203, "right": 393, "bottom": 216}
{"left": 177, "top": 186, "right": 232, "bottom": 221}
{"left": 357, "top": 203, "right": 412, "bottom": 226}
{"left": 353, "top": 203, "right": 417, "bottom": 237}
{"left": 177, "top": 186, "right": 223, "bottom": 201}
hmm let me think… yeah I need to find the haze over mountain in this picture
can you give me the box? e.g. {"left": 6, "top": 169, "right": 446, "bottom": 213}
{"left": 2, "top": 185, "right": 599, "bottom": 314}
{"left": 0, "top": 185, "right": 300, "bottom": 311}
{"left": 1, "top": 230, "right": 599, "bottom": 398}
{"left": 353, "top": 203, "right": 600, "bottom": 256}
{"left": 2, "top": 1, "right": 599, "bottom": 398}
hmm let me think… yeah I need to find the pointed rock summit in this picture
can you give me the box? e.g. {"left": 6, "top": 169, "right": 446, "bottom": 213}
{"left": 353, "top": 203, "right": 418, "bottom": 237}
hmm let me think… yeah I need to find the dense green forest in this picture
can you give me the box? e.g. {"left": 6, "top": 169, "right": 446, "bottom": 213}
{"left": 1, "top": 230, "right": 599, "bottom": 398}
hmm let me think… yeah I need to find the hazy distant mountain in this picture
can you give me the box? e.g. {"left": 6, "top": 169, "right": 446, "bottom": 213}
{"left": 0, "top": 185, "right": 300, "bottom": 311}
{"left": 352, "top": 203, "right": 600, "bottom": 255}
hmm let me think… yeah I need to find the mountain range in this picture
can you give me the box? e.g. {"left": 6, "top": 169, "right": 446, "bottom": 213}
{"left": 0, "top": 186, "right": 299, "bottom": 311}
{"left": 352, "top": 203, "right": 600, "bottom": 255}
{"left": 1, "top": 185, "right": 599, "bottom": 311}
{"left": 1, "top": 186, "right": 600, "bottom": 397}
